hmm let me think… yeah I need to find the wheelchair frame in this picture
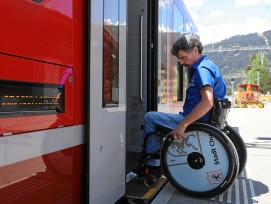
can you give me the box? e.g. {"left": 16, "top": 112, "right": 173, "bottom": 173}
{"left": 137, "top": 99, "right": 247, "bottom": 197}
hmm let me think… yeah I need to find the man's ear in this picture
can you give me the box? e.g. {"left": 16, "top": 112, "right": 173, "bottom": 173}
{"left": 193, "top": 47, "right": 198, "bottom": 53}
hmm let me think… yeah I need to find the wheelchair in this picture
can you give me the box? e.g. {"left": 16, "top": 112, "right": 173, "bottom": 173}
{"left": 136, "top": 99, "right": 247, "bottom": 198}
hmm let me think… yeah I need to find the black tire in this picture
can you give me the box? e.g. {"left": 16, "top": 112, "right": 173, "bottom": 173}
{"left": 225, "top": 124, "right": 247, "bottom": 175}
{"left": 160, "top": 123, "right": 239, "bottom": 198}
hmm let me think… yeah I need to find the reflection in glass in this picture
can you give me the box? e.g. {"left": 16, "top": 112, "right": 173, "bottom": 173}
{"left": 157, "top": 0, "right": 197, "bottom": 112}
{"left": 103, "top": 0, "right": 119, "bottom": 107}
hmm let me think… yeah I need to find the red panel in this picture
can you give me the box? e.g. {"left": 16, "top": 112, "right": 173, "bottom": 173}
{"left": 0, "top": 54, "right": 75, "bottom": 135}
{"left": 0, "top": 0, "right": 87, "bottom": 203}
{"left": 0, "top": 0, "right": 87, "bottom": 126}
{"left": 0, "top": 0, "right": 73, "bottom": 66}
{"left": 72, "top": 0, "right": 87, "bottom": 125}
{"left": 0, "top": 145, "right": 84, "bottom": 204}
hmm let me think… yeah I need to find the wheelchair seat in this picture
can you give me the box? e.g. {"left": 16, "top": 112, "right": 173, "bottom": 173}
{"left": 155, "top": 124, "right": 172, "bottom": 135}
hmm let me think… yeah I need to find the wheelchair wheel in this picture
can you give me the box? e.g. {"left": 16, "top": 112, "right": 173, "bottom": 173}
{"left": 160, "top": 123, "right": 239, "bottom": 198}
{"left": 225, "top": 124, "right": 247, "bottom": 175}
{"left": 193, "top": 122, "right": 246, "bottom": 176}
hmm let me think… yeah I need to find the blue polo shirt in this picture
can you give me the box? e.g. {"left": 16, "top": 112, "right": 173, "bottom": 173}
{"left": 182, "top": 55, "right": 226, "bottom": 122}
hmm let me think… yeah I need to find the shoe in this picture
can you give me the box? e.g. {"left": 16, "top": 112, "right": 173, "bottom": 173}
{"left": 132, "top": 165, "right": 162, "bottom": 179}
{"left": 148, "top": 166, "right": 162, "bottom": 178}
{"left": 132, "top": 164, "right": 146, "bottom": 178}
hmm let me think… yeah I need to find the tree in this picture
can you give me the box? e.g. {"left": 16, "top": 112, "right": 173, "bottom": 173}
{"left": 245, "top": 53, "right": 271, "bottom": 94}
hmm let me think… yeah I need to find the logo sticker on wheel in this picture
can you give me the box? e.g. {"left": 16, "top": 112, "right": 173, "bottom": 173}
{"left": 167, "top": 133, "right": 199, "bottom": 156}
{"left": 207, "top": 170, "right": 224, "bottom": 184}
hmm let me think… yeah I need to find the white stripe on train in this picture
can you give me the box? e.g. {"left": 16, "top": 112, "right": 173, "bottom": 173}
{"left": 0, "top": 125, "right": 85, "bottom": 167}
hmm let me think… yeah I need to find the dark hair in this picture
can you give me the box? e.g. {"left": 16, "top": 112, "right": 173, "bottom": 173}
{"left": 171, "top": 33, "right": 203, "bottom": 56}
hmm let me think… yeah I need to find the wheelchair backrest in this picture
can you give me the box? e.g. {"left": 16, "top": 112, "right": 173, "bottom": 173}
{"left": 210, "top": 98, "right": 231, "bottom": 130}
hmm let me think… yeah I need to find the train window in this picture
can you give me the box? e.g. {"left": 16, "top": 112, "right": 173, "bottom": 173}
{"left": 0, "top": 80, "right": 64, "bottom": 118}
{"left": 103, "top": 0, "right": 119, "bottom": 107}
{"left": 157, "top": 0, "right": 187, "bottom": 106}
{"left": 157, "top": 0, "right": 197, "bottom": 113}
{"left": 251, "top": 86, "right": 258, "bottom": 91}
{"left": 240, "top": 86, "right": 246, "bottom": 92}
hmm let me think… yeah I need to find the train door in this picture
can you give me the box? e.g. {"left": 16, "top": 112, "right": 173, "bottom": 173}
{"left": 88, "top": 0, "right": 127, "bottom": 203}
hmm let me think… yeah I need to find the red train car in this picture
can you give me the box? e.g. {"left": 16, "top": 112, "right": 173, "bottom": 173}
{"left": 0, "top": 0, "right": 197, "bottom": 203}
{"left": 0, "top": 0, "right": 86, "bottom": 203}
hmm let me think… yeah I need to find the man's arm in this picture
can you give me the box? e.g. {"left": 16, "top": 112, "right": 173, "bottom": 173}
{"left": 172, "top": 85, "right": 214, "bottom": 139}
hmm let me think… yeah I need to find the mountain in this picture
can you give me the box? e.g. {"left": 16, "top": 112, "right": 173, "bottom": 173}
{"left": 203, "top": 30, "right": 271, "bottom": 86}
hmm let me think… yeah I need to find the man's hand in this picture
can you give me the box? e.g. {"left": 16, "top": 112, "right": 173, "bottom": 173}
{"left": 172, "top": 122, "right": 187, "bottom": 140}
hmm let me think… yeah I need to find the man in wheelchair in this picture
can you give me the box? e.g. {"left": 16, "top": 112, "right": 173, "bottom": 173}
{"left": 133, "top": 33, "right": 227, "bottom": 179}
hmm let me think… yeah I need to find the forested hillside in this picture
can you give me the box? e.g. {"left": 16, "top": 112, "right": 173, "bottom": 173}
{"left": 203, "top": 30, "right": 271, "bottom": 88}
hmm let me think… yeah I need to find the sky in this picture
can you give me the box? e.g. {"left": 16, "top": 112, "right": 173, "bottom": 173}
{"left": 183, "top": 0, "right": 271, "bottom": 45}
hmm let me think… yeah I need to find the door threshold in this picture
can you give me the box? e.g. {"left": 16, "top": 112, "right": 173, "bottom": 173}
{"left": 125, "top": 173, "right": 167, "bottom": 203}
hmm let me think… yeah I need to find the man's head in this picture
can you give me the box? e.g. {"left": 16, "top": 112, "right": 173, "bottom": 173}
{"left": 171, "top": 33, "right": 203, "bottom": 67}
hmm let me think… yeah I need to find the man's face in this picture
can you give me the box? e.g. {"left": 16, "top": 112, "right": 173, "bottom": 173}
{"left": 176, "top": 47, "right": 197, "bottom": 68}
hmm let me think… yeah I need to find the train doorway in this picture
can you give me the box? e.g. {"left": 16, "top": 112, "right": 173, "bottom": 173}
{"left": 125, "top": 0, "right": 198, "bottom": 202}
{"left": 125, "top": 0, "right": 164, "bottom": 202}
